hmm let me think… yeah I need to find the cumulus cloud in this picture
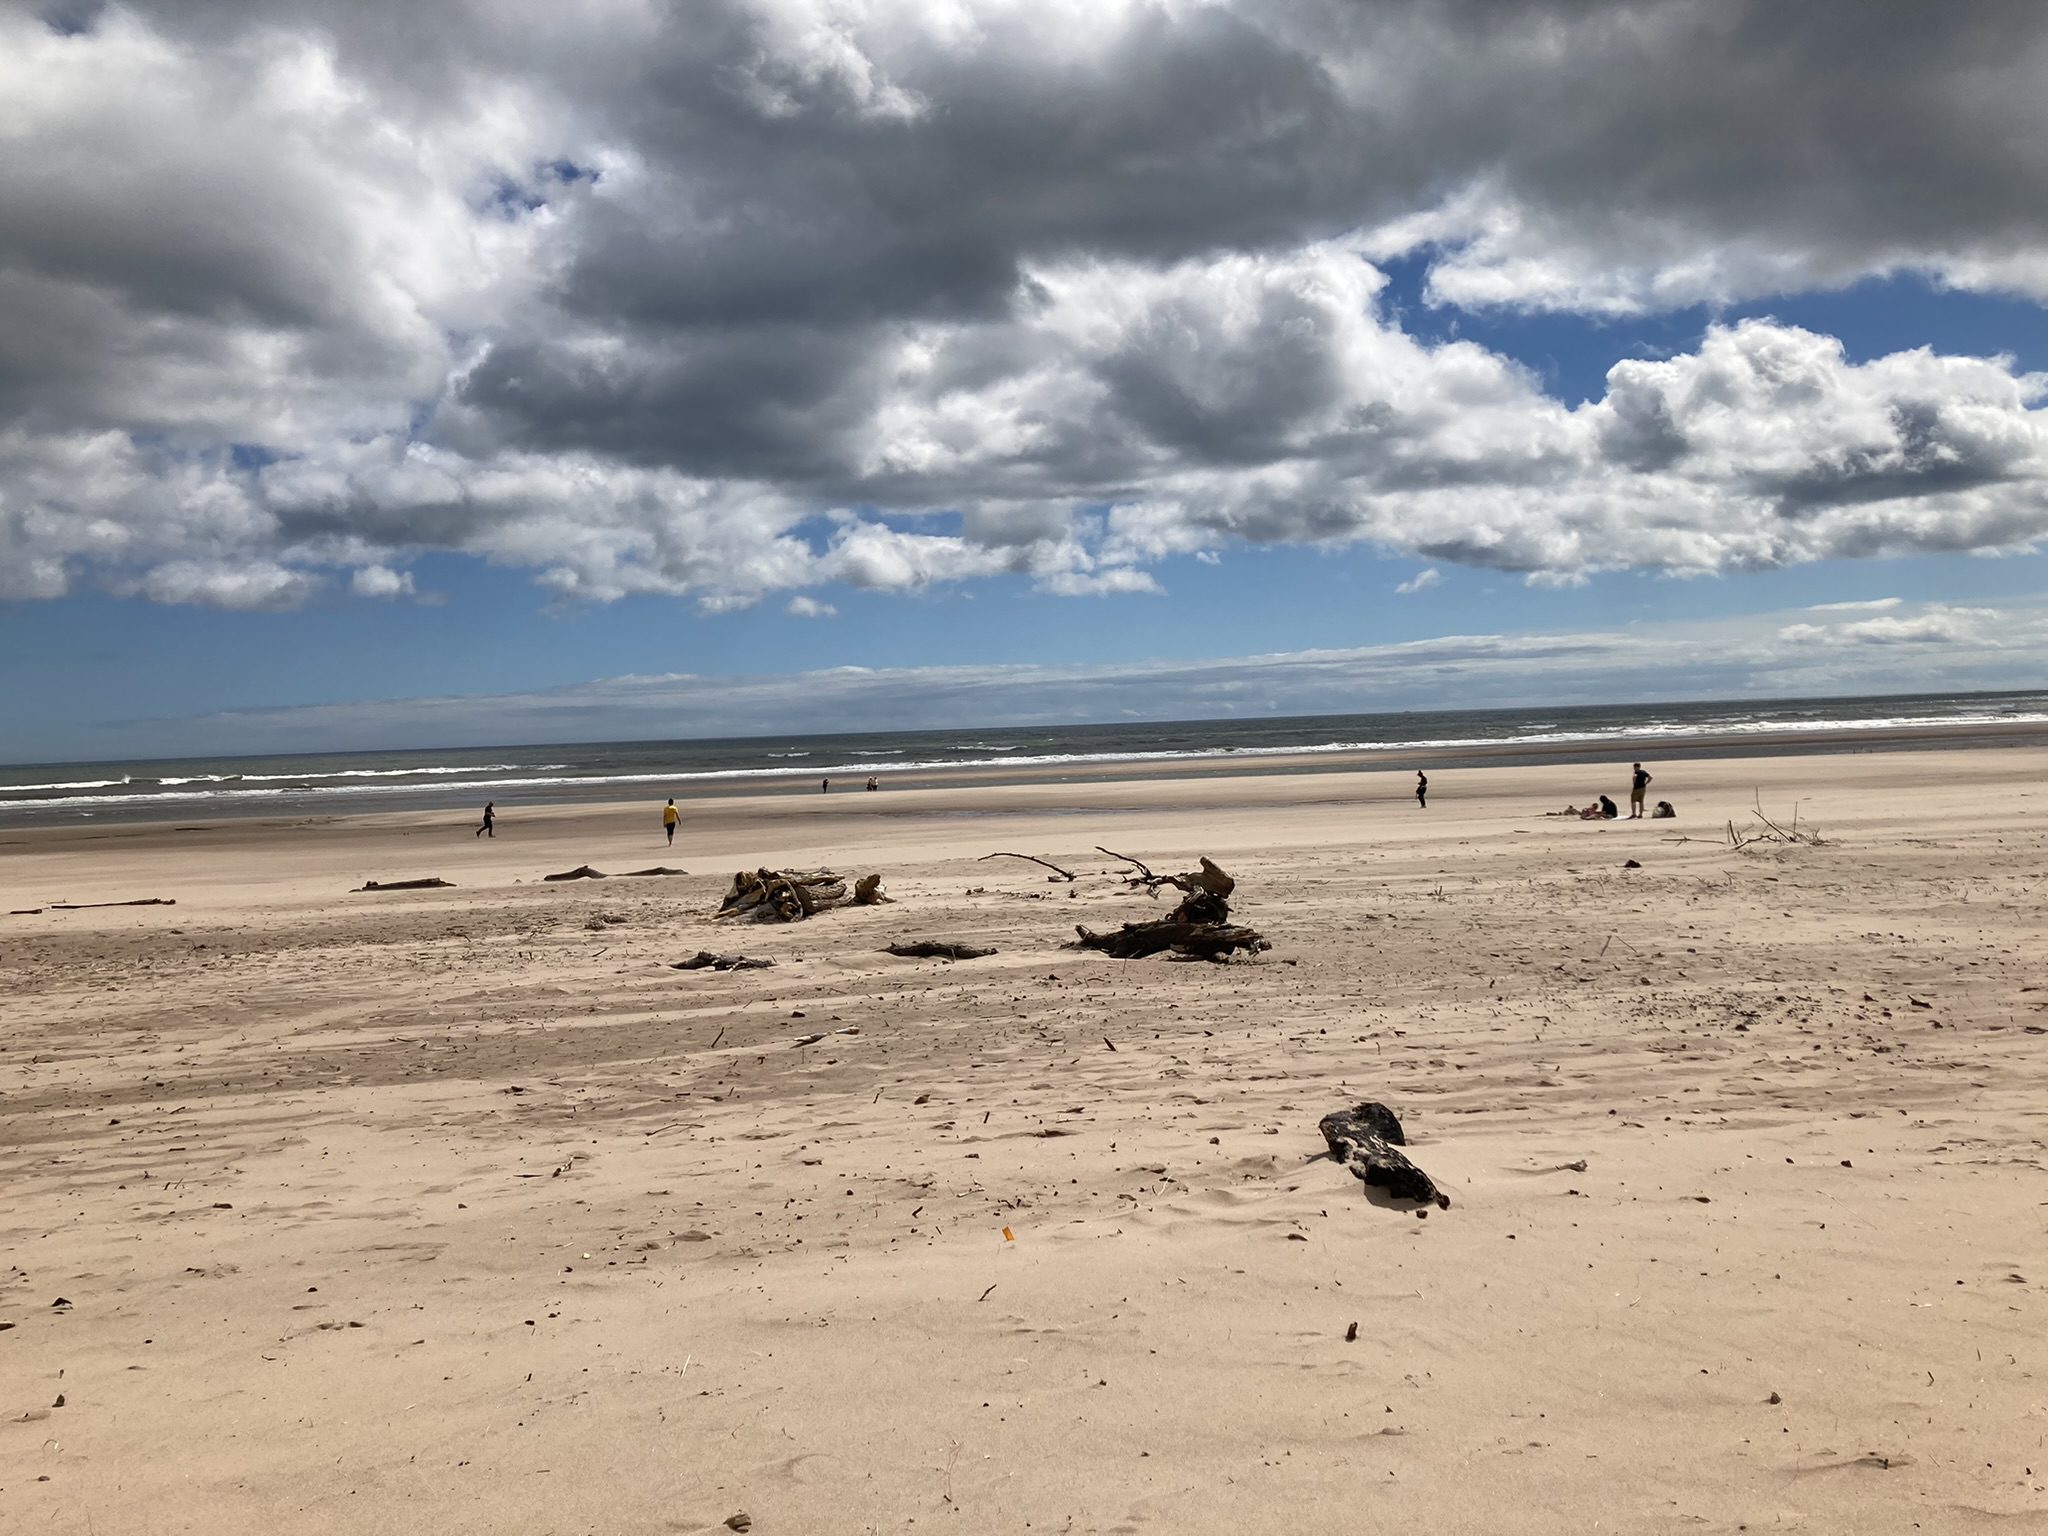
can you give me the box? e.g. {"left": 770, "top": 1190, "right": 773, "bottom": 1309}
{"left": 5, "top": 2, "right": 2048, "bottom": 611}
{"left": 349, "top": 565, "right": 414, "bottom": 599}
{"left": 786, "top": 594, "right": 836, "bottom": 618}
{"left": 1396, "top": 568, "right": 1442, "bottom": 594}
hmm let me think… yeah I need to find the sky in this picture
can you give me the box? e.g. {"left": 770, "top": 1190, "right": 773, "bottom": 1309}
{"left": 4, "top": 0, "right": 2048, "bottom": 762}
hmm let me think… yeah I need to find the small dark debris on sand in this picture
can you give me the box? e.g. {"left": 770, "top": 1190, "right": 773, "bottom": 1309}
{"left": 671, "top": 951, "right": 775, "bottom": 972}
{"left": 353, "top": 878, "right": 453, "bottom": 892}
{"left": 543, "top": 865, "right": 608, "bottom": 882}
{"left": 1319, "top": 1101, "right": 1451, "bottom": 1210}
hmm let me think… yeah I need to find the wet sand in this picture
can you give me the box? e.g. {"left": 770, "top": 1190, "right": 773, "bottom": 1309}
{"left": 4, "top": 746, "right": 2046, "bottom": 1532}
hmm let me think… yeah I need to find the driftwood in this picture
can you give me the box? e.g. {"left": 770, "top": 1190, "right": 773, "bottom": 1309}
{"left": 1071, "top": 857, "right": 1266, "bottom": 960}
{"left": 1319, "top": 1102, "right": 1450, "bottom": 1209}
{"left": 671, "top": 951, "right": 775, "bottom": 971}
{"left": 621, "top": 866, "right": 689, "bottom": 877}
{"left": 1073, "top": 919, "right": 1269, "bottom": 960}
{"left": 544, "top": 865, "right": 608, "bottom": 882}
{"left": 43, "top": 897, "right": 178, "bottom": 910}
{"left": 978, "top": 852, "right": 1077, "bottom": 882}
{"left": 716, "top": 868, "right": 888, "bottom": 922}
{"left": 353, "top": 878, "right": 452, "bottom": 892}
{"left": 1096, "top": 847, "right": 1235, "bottom": 901}
{"left": 794, "top": 1026, "right": 859, "bottom": 1047}
{"left": 884, "top": 940, "right": 997, "bottom": 960}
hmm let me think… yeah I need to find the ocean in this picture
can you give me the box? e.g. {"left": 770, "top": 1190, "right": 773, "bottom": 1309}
{"left": 4, "top": 689, "right": 2045, "bottom": 828}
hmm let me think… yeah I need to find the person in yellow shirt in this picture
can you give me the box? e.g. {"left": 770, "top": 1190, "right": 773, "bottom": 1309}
{"left": 662, "top": 797, "right": 679, "bottom": 846}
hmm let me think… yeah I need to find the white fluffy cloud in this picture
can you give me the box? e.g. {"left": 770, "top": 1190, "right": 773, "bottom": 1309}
{"left": 5, "top": 2, "right": 2048, "bottom": 611}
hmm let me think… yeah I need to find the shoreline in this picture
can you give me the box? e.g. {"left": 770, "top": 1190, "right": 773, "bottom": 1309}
{"left": 7, "top": 714, "right": 2048, "bottom": 833}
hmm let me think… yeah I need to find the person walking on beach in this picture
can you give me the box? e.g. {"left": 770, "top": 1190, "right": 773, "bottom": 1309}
{"left": 476, "top": 800, "right": 495, "bottom": 838}
{"left": 821, "top": 777, "right": 829, "bottom": 794}
{"left": 662, "top": 797, "right": 679, "bottom": 846}
{"left": 1415, "top": 771, "right": 1428, "bottom": 809}
{"left": 1629, "top": 762, "right": 1652, "bottom": 819}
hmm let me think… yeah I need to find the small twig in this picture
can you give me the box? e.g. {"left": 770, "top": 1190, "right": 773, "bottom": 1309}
{"left": 976, "top": 1284, "right": 997, "bottom": 1303}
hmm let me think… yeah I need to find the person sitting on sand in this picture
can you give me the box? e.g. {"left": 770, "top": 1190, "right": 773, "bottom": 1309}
{"left": 1652, "top": 800, "right": 1676, "bottom": 819}
{"left": 1599, "top": 793, "right": 1619, "bottom": 818}
{"left": 663, "top": 797, "right": 679, "bottom": 845}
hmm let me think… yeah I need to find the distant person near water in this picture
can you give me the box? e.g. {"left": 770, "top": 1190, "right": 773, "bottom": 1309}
{"left": 866, "top": 776, "right": 878, "bottom": 791}
{"left": 1629, "top": 762, "right": 1653, "bottom": 818}
{"left": 1415, "top": 771, "right": 1428, "bottom": 809}
{"left": 663, "top": 797, "right": 679, "bottom": 845}
{"left": 821, "top": 777, "right": 829, "bottom": 794}
{"left": 476, "top": 801, "right": 495, "bottom": 838}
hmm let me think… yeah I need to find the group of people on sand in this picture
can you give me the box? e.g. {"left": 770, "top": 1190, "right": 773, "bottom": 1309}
{"left": 819, "top": 776, "right": 882, "bottom": 793}
{"left": 1554, "top": 762, "right": 1674, "bottom": 820}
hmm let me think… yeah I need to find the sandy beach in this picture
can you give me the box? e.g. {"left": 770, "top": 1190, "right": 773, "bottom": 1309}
{"left": 4, "top": 745, "right": 2046, "bottom": 1533}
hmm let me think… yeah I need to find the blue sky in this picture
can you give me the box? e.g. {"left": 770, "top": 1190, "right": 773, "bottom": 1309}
{"left": 5, "top": 3, "right": 2048, "bottom": 761}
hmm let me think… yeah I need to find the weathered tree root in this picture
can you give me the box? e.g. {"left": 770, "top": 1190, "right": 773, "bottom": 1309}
{"left": 1070, "top": 855, "right": 1265, "bottom": 960}
{"left": 884, "top": 940, "right": 997, "bottom": 960}
{"left": 621, "top": 866, "right": 689, "bottom": 877}
{"left": 544, "top": 865, "right": 608, "bottom": 882}
{"left": 1319, "top": 1102, "right": 1450, "bottom": 1210}
{"left": 671, "top": 951, "right": 775, "bottom": 971}
{"left": 716, "top": 869, "right": 889, "bottom": 922}
{"left": 353, "top": 878, "right": 453, "bottom": 892}
{"left": 1097, "top": 848, "right": 1235, "bottom": 900}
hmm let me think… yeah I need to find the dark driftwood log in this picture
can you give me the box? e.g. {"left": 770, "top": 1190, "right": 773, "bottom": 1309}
{"left": 1071, "top": 855, "right": 1263, "bottom": 959}
{"left": 716, "top": 868, "right": 882, "bottom": 922}
{"left": 884, "top": 940, "right": 997, "bottom": 960}
{"left": 45, "top": 897, "right": 179, "bottom": 910}
{"left": 353, "top": 879, "right": 452, "bottom": 892}
{"left": 544, "top": 865, "right": 608, "bottom": 882}
{"left": 1072, "top": 920, "right": 1268, "bottom": 960}
{"left": 671, "top": 951, "right": 775, "bottom": 971}
{"left": 1319, "top": 1102, "right": 1450, "bottom": 1209}
{"left": 621, "top": 866, "right": 689, "bottom": 877}
{"left": 978, "top": 852, "right": 1077, "bottom": 882}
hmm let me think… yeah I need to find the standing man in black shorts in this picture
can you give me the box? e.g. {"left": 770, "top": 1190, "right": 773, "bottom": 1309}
{"left": 1415, "top": 771, "right": 1428, "bottom": 809}
{"left": 1629, "top": 763, "right": 1652, "bottom": 819}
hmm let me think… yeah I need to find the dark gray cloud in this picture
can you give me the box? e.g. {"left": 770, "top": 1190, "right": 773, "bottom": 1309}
{"left": 3, "top": 1, "right": 2048, "bottom": 608}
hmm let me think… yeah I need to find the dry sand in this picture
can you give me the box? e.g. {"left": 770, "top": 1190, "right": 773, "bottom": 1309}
{"left": 3, "top": 747, "right": 2046, "bottom": 1533}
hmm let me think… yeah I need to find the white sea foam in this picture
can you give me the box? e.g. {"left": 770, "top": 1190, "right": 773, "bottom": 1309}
{"left": 7, "top": 706, "right": 2045, "bottom": 816}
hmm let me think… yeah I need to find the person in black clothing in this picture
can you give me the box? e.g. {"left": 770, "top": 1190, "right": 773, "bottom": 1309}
{"left": 1629, "top": 762, "right": 1652, "bottom": 818}
{"left": 1415, "top": 771, "right": 1428, "bottom": 809}
{"left": 1598, "top": 793, "right": 1619, "bottom": 819}
{"left": 476, "top": 801, "right": 495, "bottom": 838}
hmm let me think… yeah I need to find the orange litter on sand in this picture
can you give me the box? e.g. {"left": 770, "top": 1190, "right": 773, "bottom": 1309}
{"left": 1002, "top": 1226, "right": 1015, "bottom": 1242}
